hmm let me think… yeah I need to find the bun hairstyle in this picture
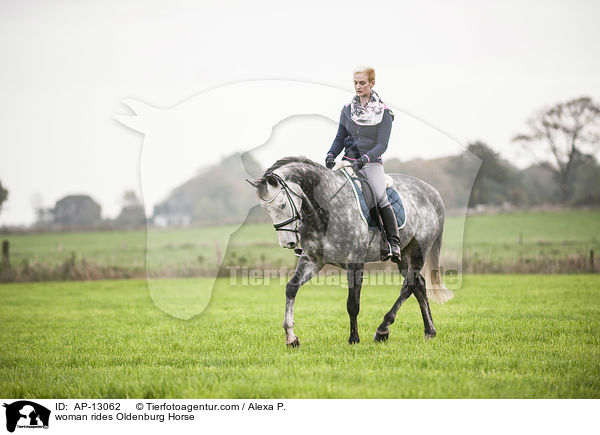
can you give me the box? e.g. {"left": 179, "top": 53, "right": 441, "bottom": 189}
{"left": 353, "top": 65, "right": 375, "bottom": 82}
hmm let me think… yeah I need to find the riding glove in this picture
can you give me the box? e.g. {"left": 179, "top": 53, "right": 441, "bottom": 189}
{"left": 325, "top": 154, "right": 335, "bottom": 169}
{"left": 351, "top": 155, "right": 369, "bottom": 173}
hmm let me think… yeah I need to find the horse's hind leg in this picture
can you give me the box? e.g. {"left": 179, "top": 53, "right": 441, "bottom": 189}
{"left": 413, "top": 272, "right": 437, "bottom": 338}
{"left": 374, "top": 268, "right": 413, "bottom": 341}
{"left": 346, "top": 263, "right": 364, "bottom": 344}
{"left": 284, "top": 255, "right": 322, "bottom": 347}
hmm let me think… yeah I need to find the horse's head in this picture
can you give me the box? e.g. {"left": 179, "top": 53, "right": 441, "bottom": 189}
{"left": 249, "top": 171, "right": 304, "bottom": 250}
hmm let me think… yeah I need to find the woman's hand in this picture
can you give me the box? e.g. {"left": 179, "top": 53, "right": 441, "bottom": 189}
{"left": 351, "top": 155, "right": 368, "bottom": 173}
{"left": 325, "top": 155, "right": 335, "bottom": 169}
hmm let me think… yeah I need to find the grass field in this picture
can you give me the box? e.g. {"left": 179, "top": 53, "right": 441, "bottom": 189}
{"left": 1, "top": 210, "right": 599, "bottom": 280}
{"left": 1, "top": 274, "right": 598, "bottom": 398}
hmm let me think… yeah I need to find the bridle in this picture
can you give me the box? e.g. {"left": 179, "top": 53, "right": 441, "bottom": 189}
{"left": 262, "top": 172, "right": 304, "bottom": 236}
{"left": 262, "top": 171, "right": 350, "bottom": 237}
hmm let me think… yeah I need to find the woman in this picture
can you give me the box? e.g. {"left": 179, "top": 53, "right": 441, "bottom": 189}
{"left": 325, "top": 66, "right": 400, "bottom": 262}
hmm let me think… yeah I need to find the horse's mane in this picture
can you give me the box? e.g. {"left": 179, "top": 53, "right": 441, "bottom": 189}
{"left": 255, "top": 156, "right": 325, "bottom": 199}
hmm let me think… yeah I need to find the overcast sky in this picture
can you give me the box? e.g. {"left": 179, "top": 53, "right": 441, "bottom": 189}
{"left": 1, "top": 0, "right": 599, "bottom": 225}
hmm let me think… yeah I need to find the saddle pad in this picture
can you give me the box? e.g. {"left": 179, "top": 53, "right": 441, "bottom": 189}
{"left": 351, "top": 178, "right": 406, "bottom": 229}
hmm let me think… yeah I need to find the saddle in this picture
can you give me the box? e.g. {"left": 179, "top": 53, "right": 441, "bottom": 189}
{"left": 333, "top": 161, "right": 407, "bottom": 261}
{"left": 333, "top": 161, "right": 406, "bottom": 229}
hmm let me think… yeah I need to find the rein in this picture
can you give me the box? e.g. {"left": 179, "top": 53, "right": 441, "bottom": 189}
{"left": 265, "top": 171, "right": 350, "bottom": 235}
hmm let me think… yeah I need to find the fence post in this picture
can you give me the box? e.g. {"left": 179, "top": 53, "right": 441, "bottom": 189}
{"left": 591, "top": 250, "right": 595, "bottom": 273}
{"left": 1, "top": 240, "right": 9, "bottom": 268}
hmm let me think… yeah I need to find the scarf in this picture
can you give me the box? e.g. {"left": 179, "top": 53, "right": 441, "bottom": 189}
{"left": 350, "top": 90, "right": 385, "bottom": 126}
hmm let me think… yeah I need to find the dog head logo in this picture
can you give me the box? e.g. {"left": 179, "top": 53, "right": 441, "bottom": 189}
{"left": 3, "top": 401, "right": 50, "bottom": 432}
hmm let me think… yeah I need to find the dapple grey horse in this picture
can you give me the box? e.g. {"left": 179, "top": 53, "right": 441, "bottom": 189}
{"left": 249, "top": 156, "right": 452, "bottom": 346}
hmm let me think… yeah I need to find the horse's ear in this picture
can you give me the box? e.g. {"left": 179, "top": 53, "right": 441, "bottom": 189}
{"left": 266, "top": 174, "right": 278, "bottom": 187}
{"left": 246, "top": 178, "right": 260, "bottom": 188}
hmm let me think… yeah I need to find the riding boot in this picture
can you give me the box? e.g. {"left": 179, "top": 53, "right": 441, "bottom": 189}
{"left": 379, "top": 205, "right": 401, "bottom": 263}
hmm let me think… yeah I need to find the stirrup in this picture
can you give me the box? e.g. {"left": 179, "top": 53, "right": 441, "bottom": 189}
{"left": 380, "top": 241, "right": 392, "bottom": 262}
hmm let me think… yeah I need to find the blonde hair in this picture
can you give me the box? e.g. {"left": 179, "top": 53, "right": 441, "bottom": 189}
{"left": 353, "top": 65, "right": 375, "bottom": 82}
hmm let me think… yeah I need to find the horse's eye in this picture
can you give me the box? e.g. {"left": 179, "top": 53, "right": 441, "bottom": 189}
{"left": 280, "top": 203, "right": 286, "bottom": 209}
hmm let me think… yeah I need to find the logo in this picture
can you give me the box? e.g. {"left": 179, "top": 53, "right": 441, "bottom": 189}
{"left": 3, "top": 401, "right": 50, "bottom": 433}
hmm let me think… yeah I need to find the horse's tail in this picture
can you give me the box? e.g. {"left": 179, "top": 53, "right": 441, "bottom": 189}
{"left": 422, "top": 231, "right": 453, "bottom": 304}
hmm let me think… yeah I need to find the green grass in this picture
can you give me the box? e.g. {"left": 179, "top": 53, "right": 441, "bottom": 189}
{"left": 1, "top": 275, "right": 598, "bottom": 398}
{"left": 458, "top": 210, "right": 600, "bottom": 263}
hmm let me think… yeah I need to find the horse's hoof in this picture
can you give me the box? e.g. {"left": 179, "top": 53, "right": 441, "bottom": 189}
{"left": 424, "top": 330, "right": 437, "bottom": 339}
{"left": 348, "top": 335, "right": 360, "bottom": 345}
{"left": 287, "top": 338, "right": 300, "bottom": 348}
{"left": 374, "top": 330, "right": 389, "bottom": 342}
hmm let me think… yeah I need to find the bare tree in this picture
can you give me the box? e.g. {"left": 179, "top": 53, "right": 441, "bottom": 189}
{"left": 31, "top": 192, "right": 53, "bottom": 228}
{"left": 512, "top": 97, "right": 600, "bottom": 202}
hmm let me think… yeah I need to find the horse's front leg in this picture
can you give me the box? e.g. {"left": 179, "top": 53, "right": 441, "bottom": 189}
{"left": 347, "top": 263, "right": 364, "bottom": 344}
{"left": 284, "top": 255, "right": 322, "bottom": 347}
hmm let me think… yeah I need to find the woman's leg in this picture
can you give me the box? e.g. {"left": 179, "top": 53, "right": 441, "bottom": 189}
{"left": 359, "top": 163, "right": 400, "bottom": 262}
{"left": 359, "top": 163, "right": 390, "bottom": 209}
